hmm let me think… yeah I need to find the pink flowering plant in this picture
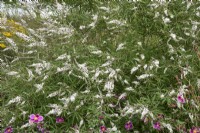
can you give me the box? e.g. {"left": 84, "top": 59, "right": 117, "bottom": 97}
{"left": 4, "top": 127, "right": 13, "bottom": 133}
{"left": 29, "top": 114, "right": 44, "bottom": 123}
{"left": 1, "top": 0, "right": 200, "bottom": 132}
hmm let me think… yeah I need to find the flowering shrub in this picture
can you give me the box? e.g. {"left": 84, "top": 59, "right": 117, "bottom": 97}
{"left": 0, "top": 0, "right": 200, "bottom": 132}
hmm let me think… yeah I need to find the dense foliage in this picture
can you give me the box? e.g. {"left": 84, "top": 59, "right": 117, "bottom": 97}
{"left": 0, "top": 0, "right": 200, "bottom": 132}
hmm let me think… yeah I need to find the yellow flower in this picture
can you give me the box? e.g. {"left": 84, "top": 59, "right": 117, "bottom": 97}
{"left": 0, "top": 43, "right": 6, "bottom": 48}
{"left": 2, "top": 32, "right": 12, "bottom": 37}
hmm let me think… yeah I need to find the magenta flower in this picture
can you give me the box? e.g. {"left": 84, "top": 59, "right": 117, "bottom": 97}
{"left": 56, "top": 117, "right": 64, "bottom": 123}
{"left": 190, "top": 127, "right": 200, "bottom": 133}
{"left": 153, "top": 122, "right": 161, "bottom": 130}
{"left": 4, "top": 127, "right": 13, "bottom": 133}
{"left": 177, "top": 94, "right": 185, "bottom": 103}
{"left": 100, "top": 126, "right": 107, "bottom": 132}
{"left": 125, "top": 121, "right": 133, "bottom": 131}
{"left": 29, "top": 114, "right": 44, "bottom": 123}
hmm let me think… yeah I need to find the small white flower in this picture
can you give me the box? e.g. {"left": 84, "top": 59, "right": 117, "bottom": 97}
{"left": 104, "top": 79, "right": 114, "bottom": 92}
{"left": 56, "top": 66, "right": 70, "bottom": 73}
{"left": 164, "top": 9, "right": 168, "bottom": 16}
{"left": 28, "top": 41, "right": 47, "bottom": 47}
{"left": 111, "top": 126, "right": 117, "bottom": 131}
{"left": 163, "top": 17, "right": 171, "bottom": 24}
{"left": 152, "top": 60, "right": 159, "bottom": 68}
{"left": 170, "top": 33, "right": 178, "bottom": 41}
{"left": 21, "top": 123, "right": 33, "bottom": 129}
{"left": 162, "top": 123, "right": 173, "bottom": 133}
{"left": 46, "top": 104, "right": 63, "bottom": 116}
{"left": 8, "top": 117, "right": 16, "bottom": 124}
{"left": 5, "top": 38, "right": 17, "bottom": 51}
{"left": 76, "top": 62, "right": 89, "bottom": 78}
{"left": 154, "top": 12, "right": 160, "bottom": 18}
{"left": 56, "top": 53, "right": 67, "bottom": 60}
{"left": 160, "top": 94, "right": 165, "bottom": 98}
{"left": 70, "top": 93, "right": 78, "bottom": 102}
{"left": 143, "top": 64, "right": 148, "bottom": 70}
{"left": 79, "top": 25, "right": 85, "bottom": 30}
{"left": 132, "top": 81, "right": 140, "bottom": 86}
{"left": 107, "top": 20, "right": 125, "bottom": 26}
{"left": 118, "top": 93, "right": 126, "bottom": 100}
{"left": 15, "top": 32, "right": 33, "bottom": 42}
{"left": 164, "top": 68, "right": 168, "bottom": 74}
{"left": 125, "top": 107, "right": 134, "bottom": 115}
{"left": 116, "top": 43, "right": 125, "bottom": 51}
{"left": 141, "top": 108, "right": 149, "bottom": 119}
{"left": 94, "top": 95, "right": 101, "bottom": 98}
{"left": 34, "top": 83, "right": 44, "bottom": 92}
{"left": 99, "top": 6, "right": 110, "bottom": 12}
{"left": 47, "top": 91, "right": 60, "bottom": 98}
{"left": 189, "top": 113, "right": 194, "bottom": 123}
{"left": 81, "top": 89, "right": 90, "bottom": 94}
{"left": 131, "top": 65, "right": 141, "bottom": 74}
{"left": 168, "top": 44, "right": 175, "bottom": 54}
{"left": 137, "top": 74, "right": 153, "bottom": 80}
{"left": 79, "top": 119, "right": 84, "bottom": 127}
{"left": 109, "top": 104, "right": 116, "bottom": 108}
{"left": 125, "top": 87, "right": 134, "bottom": 91}
{"left": 137, "top": 42, "right": 142, "bottom": 46}
{"left": 26, "top": 68, "right": 34, "bottom": 81}
{"left": 101, "top": 60, "right": 112, "bottom": 67}
{"left": 191, "top": 100, "right": 199, "bottom": 110}
{"left": 7, "top": 71, "right": 19, "bottom": 76}
{"left": 46, "top": 108, "right": 62, "bottom": 116}
{"left": 140, "top": 54, "right": 145, "bottom": 60}
{"left": 6, "top": 96, "right": 21, "bottom": 105}
{"left": 92, "top": 68, "right": 101, "bottom": 80}
{"left": 91, "top": 50, "right": 102, "bottom": 55}
{"left": 106, "top": 93, "right": 113, "bottom": 97}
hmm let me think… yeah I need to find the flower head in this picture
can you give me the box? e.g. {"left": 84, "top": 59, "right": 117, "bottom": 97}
{"left": 29, "top": 114, "right": 43, "bottom": 123}
{"left": 190, "top": 127, "right": 200, "bottom": 133}
{"left": 2, "top": 32, "right": 12, "bottom": 37}
{"left": 125, "top": 121, "right": 133, "bottom": 131}
{"left": 100, "top": 126, "right": 107, "bottom": 132}
{"left": 56, "top": 117, "right": 64, "bottom": 123}
{"left": 177, "top": 94, "right": 186, "bottom": 103}
{"left": 0, "top": 43, "right": 6, "bottom": 48}
{"left": 153, "top": 122, "right": 161, "bottom": 130}
{"left": 4, "top": 127, "right": 13, "bottom": 133}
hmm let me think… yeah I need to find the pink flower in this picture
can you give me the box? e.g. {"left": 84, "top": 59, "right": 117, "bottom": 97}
{"left": 125, "top": 121, "right": 133, "bottom": 131}
{"left": 153, "top": 122, "right": 161, "bottom": 130}
{"left": 29, "top": 114, "right": 44, "bottom": 123}
{"left": 190, "top": 127, "right": 200, "bottom": 133}
{"left": 100, "top": 126, "right": 107, "bottom": 132}
{"left": 4, "top": 127, "right": 13, "bottom": 133}
{"left": 177, "top": 94, "right": 186, "bottom": 103}
{"left": 56, "top": 117, "right": 64, "bottom": 123}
